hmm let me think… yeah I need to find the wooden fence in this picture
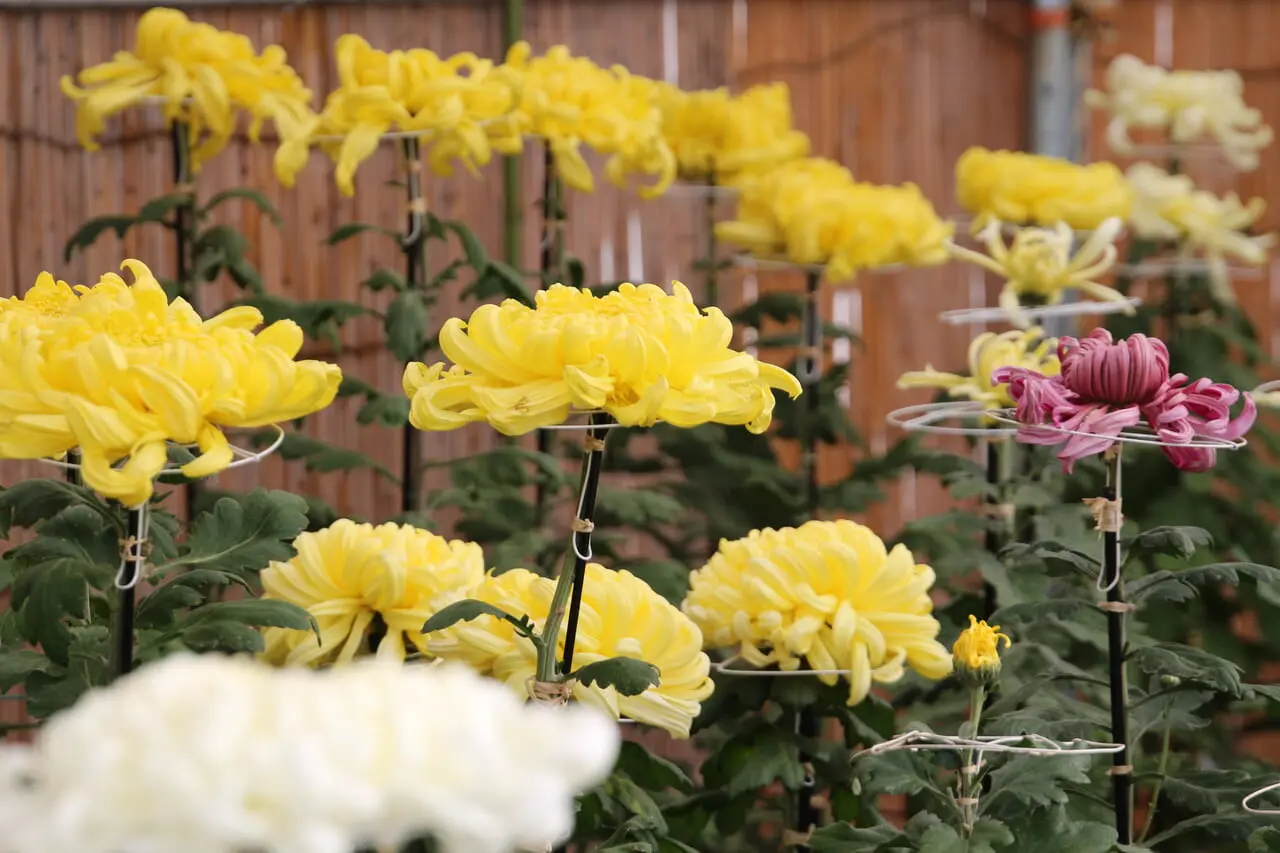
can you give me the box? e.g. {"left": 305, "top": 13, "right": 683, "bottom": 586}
{"left": 0, "top": 0, "right": 1277, "bottom": 536}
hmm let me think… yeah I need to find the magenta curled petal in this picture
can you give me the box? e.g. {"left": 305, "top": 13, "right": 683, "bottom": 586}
{"left": 1053, "top": 404, "right": 1142, "bottom": 473}
{"left": 1161, "top": 444, "right": 1218, "bottom": 473}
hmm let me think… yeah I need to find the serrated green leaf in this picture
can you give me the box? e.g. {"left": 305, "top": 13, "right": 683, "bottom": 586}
{"left": 134, "top": 582, "right": 204, "bottom": 629}
{"left": 226, "top": 256, "right": 265, "bottom": 293}
{"left": 564, "top": 254, "right": 585, "bottom": 289}
{"left": 572, "top": 657, "right": 660, "bottom": 697}
{"left": 137, "top": 192, "right": 192, "bottom": 223}
{"left": 731, "top": 292, "right": 804, "bottom": 327}
{"left": 181, "top": 599, "right": 317, "bottom": 637}
{"left": 1145, "top": 811, "right": 1267, "bottom": 846}
{"left": 422, "top": 599, "right": 532, "bottom": 635}
{"left": 0, "top": 649, "right": 57, "bottom": 692}
{"left": 385, "top": 289, "right": 430, "bottom": 362}
{"left": 173, "top": 489, "right": 309, "bottom": 576}
{"left": 179, "top": 621, "right": 267, "bottom": 653}
{"left": 0, "top": 479, "right": 104, "bottom": 537}
{"left": 716, "top": 727, "right": 806, "bottom": 796}
{"left": 809, "top": 823, "right": 903, "bottom": 853}
{"left": 615, "top": 740, "right": 693, "bottom": 792}
{"left": 595, "top": 488, "right": 685, "bottom": 529}
{"left": 363, "top": 268, "right": 406, "bottom": 292}
{"left": 1123, "top": 525, "right": 1214, "bottom": 562}
{"left": 1162, "top": 768, "right": 1259, "bottom": 813}
{"left": 1129, "top": 562, "right": 1280, "bottom": 604}
{"left": 24, "top": 667, "right": 91, "bottom": 718}
{"left": 1129, "top": 643, "right": 1244, "bottom": 696}
{"left": 8, "top": 504, "right": 121, "bottom": 569}
{"left": 200, "top": 188, "right": 283, "bottom": 225}
{"left": 464, "top": 260, "right": 536, "bottom": 307}
{"left": 194, "top": 224, "right": 249, "bottom": 281}
{"left": 1250, "top": 826, "right": 1280, "bottom": 852}
{"left": 62, "top": 215, "right": 139, "bottom": 261}
{"left": 266, "top": 432, "right": 396, "bottom": 480}
{"left": 14, "top": 559, "right": 98, "bottom": 666}
{"left": 917, "top": 819, "right": 1013, "bottom": 853}
{"left": 327, "top": 222, "right": 402, "bottom": 245}
{"left": 357, "top": 394, "right": 411, "bottom": 427}
{"left": 441, "top": 219, "right": 489, "bottom": 270}
{"left": 984, "top": 754, "right": 1090, "bottom": 811}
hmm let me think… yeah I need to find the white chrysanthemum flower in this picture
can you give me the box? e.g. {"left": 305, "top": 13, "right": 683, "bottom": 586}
{"left": 1, "top": 655, "right": 619, "bottom": 853}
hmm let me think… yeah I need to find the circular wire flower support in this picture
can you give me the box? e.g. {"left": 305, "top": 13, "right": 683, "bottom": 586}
{"left": 1242, "top": 780, "right": 1280, "bottom": 815}
{"left": 855, "top": 730, "right": 1125, "bottom": 760}
{"left": 886, "top": 400, "right": 1018, "bottom": 439}
{"left": 731, "top": 253, "right": 907, "bottom": 276}
{"left": 536, "top": 411, "right": 630, "bottom": 434}
{"left": 938, "top": 297, "right": 1143, "bottom": 327}
{"left": 948, "top": 217, "right": 1123, "bottom": 241}
{"left": 984, "top": 410, "right": 1248, "bottom": 454}
{"left": 37, "top": 424, "right": 286, "bottom": 480}
{"left": 1114, "top": 257, "right": 1264, "bottom": 280}
{"left": 661, "top": 182, "right": 740, "bottom": 201}
{"left": 712, "top": 656, "right": 851, "bottom": 679}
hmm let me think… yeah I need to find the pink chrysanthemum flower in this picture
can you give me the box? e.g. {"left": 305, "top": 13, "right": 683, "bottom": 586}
{"left": 993, "top": 328, "right": 1256, "bottom": 472}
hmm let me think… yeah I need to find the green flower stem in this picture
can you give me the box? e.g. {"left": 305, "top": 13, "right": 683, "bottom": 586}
{"left": 704, "top": 170, "right": 719, "bottom": 308}
{"left": 112, "top": 504, "right": 149, "bottom": 681}
{"left": 1101, "top": 445, "right": 1134, "bottom": 844}
{"left": 401, "top": 137, "right": 427, "bottom": 515}
{"left": 958, "top": 683, "right": 987, "bottom": 837}
{"left": 534, "top": 414, "right": 610, "bottom": 683}
{"left": 982, "top": 437, "right": 1015, "bottom": 618}
{"left": 1137, "top": 703, "right": 1174, "bottom": 844}
{"left": 534, "top": 145, "right": 565, "bottom": 527}
{"left": 171, "top": 120, "right": 200, "bottom": 523}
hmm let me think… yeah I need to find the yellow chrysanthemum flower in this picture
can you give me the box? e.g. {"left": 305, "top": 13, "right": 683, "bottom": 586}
{"left": 402, "top": 282, "right": 801, "bottom": 435}
{"left": 683, "top": 520, "right": 953, "bottom": 705}
{"left": 952, "top": 615, "right": 1010, "bottom": 687}
{"left": 898, "top": 327, "right": 1060, "bottom": 409}
{"left": 279, "top": 35, "right": 517, "bottom": 195}
{"left": 947, "top": 217, "right": 1130, "bottom": 329}
{"left": 0, "top": 260, "right": 341, "bottom": 506}
{"left": 485, "top": 42, "right": 676, "bottom": 198}
{"left": 716, "top": 157, "right": 953, "bottom": 282}
{"left": 1126, "top": 162, "right": 1276, "bottom": 303}
{"left": 427, "top": 564, "right": 715, "bottom": 738}
{"left": 60, "top": 7, "right": 315, "bottom": 175}
{"left": 956, "top": 147, "right": 1133, "bottom": 232}
{"left": 259, "top": 519, "right": 485, "bottom": 666}
{"left": 652, "top": 81, "right": 810, "bottom": 183}
{"left": 0, "top": 272, "right": 85, "bottom": 321}
{"left": 1086, "top": 54, "right": 1273, "bottom": 171}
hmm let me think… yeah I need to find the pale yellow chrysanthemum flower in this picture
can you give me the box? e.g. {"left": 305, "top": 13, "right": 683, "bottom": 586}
{"left": 652, "top": 81, "right": 810, "bottom": 183}
{"left": 428, "top": 565, "right": 715, "bottom": 739}
{"left": 1086, "top": 54, "right": 1273, "bottom": 171}
{"left": 898, "top": 327, "right": 1060, "bottom": 410}
{"left": 683, "top": 520, "right": 953, "bottom": 706}
{"left": 0, "top": 261, "right": 341, "bottom": 506}
{"left": 1126, "top": 162, "right": 1276, "bottom": 304}
{"left": 952, "top": 614, "right": 1011, "bottom": 687}
{"left": 947, "top": 217, "right": 1129, "bottom": 329}
{"left": 60, "top": 7, "right": 315, "bottom": 175}
{"left": 956, "top": 147, "right": 1133, "bottom": 232}
{"left": 259, "top": 519, "right": 485, "bottom": 666}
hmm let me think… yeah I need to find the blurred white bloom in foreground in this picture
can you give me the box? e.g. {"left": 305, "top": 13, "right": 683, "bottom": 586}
{"left": 1126, "top": 162, "right": 1276, "bottom": 302}
{"left": 0, "top": 655, "right": 619, "bottom": 853}
{"left": 1086, "top": 54, "right": 1273, "bottom": 171}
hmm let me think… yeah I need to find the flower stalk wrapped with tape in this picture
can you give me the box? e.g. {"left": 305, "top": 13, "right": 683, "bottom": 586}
{"left": 652, "top": 81, "right": 809, "bottom": 184}
{"left": 278, "top": 34, "right": 517, "bottom": 195}
{"left": 426, "top": 564, "right": 715, "bottom": 738}
{"left": 716, "top": 157, "right": 953, "bottom": 282}
{"left": 61, "top": 7, "right": 316, "bottom": 178}
{"left": 683, "top": 520, "right": 953, "bottom": 705}
{"left": 898, "top": 327, "right": 1061, "bottom": 410}
{"left": 947, "top": 217, "right": 1129, "bottom": 328}
{"left": 259, "top": 519, "right": 485, "bottom": 666}
{"left": 994, "top": 328, "right": 1256, "bottom": 472}
{"left": 0, "top": 260, "right": 341, "bottom": 506}
{"left": 402, "top": 282, "right": 801, "bottom": 435}
{"left": 1086, "top": 54, "right": 1273, "bottom": 171}
{"left": 956, "top": 147, "right": 1132, "bottom": 231}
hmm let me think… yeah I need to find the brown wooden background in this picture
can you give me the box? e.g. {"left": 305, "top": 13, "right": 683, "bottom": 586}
{"left": 0, "top": 2, "right": 1277, "bottom": 564}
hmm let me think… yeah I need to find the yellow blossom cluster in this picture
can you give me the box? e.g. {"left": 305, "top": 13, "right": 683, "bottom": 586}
{"left": 956, "top": 147, "right": 1133, "bottom": 231}
{"left": 683, "top": 520, "right": 953, "bottom": 705}
{"left": 947, "top": 218, "right": 1129, "bottom": 328}
{"left": 402, "top": 282, "right": 801, "bottom": 435}
{"left": 898, "top": 327, "right": 1060, "bottom": 410}
{"left": 0, "top": 260, "right": 341, "bottom": 507}
{"left": 952, "top": 615, "right": 1011, "bottom": 686}
{"left": 1126, "top": 162, "right": 1276, "bottom": 302}
{"left": 1086, "top": 54, "right": 1273, "bottom": 171}
{"left": 259, "top": 519, "right": 486, "bottom": 666}
{"left": 60, "top": 7, "right": 315, "bottom": 175}
{"left": 715, "top": 157, "right": 954, "bottom": 282}
{"left": 651, "top": 81, "right": 810, "bottom": 183}
{"left": 279, "top": 35, "right": 518, "bottom": 195}
{"left": 427, "top": 564, "right": 715, "bottom": 738}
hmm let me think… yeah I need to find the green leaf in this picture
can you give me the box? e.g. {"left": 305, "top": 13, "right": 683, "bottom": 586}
{"left": 200, "top": 188, "right": 283, "bottom": 225}
{"left": 266, "top": 433, "right": 396, "bottom": 480}
{"left": 1129, "top": 642, "right": 1244, "bottom": 696}
{"left": 1128, "top": 562, "right": 1280, "bottom": 604}
{"left": 711, "top": 727, "right": 806, "bottom": 796}
{"left": 595, "top": 488, "right": 685, "bottom": 529}
{"left": 917, "top": 819, "right": 1014, "bottom": 853}
{"left": 623, "top": 560, "right": 690, "bottom": 606}
{"left": 1163, "top": 768, "right": 1260, "bottom": 813}
{"left": 564, "top": 255, "right": 585, "bottom": 289}
{"left": 731, "top": 292, "right": 804, "bottom": 327}
{"left": 422, "top": 599, "right": 533, "bottom": 635}
{"left": 327, "top": 222, "right": 403, "bottom": 245}
{"left": 615, "top": 740, "right": 693, "bottom": 792}
{"left": 0, "top": 649, "right": 56, "bottom": 692}
{"left": 62, "top": 214, "right": 139, "bottom": 260}
{"left": 15, "top": 558, "right": 99, "bottom": 665}
{"left": 239, "top": 295, "right": 370, "bottom": 349}
{"left": 193, "top": 224, "right": 250, "bottom": 281}
{"left": 385, "top": 290, "right": 430, "bottom": 362}
{"left": 24, "top": 667, "right": 91, "bottom": 718}
{"left": 137, "top": 192, "right": 192, "bottom": 224}
{"left": 363, "top": 268, "right": 406, "bottom": 293}
{"left": 1250, "top": 827, "right": 1280, "bottom": 852}
{"left": 181, "top": 599, "right": 317, "bottom": 636}
{"left": 179, "top": 621, "right": 268, "bottom": 653}
{"left": 225, "top": 256, "right": 265, "bottom": 293}
{"left": 0, "top": 479, "right": 103, "bottom": 537}
{"left": 808, "top": 823, "right": 902, "bottom": 853}
{"left": 441, "top": 219, "right": 489, "bottom": 270}
{"left": 1123, "top": 525, "right": 1214, "bottom": 562}
{"left": 572, "top": 657, "right": 660, "bottom": 697}
{"left": 1145, "top": 811, "right": 1267, "bottom": 847}
{"left": 983, "top": 754, "right": 1090, "bottom": 810}
{"left": 176, "top": 489, "right": 309, "bottom": 576}
{"left": 357, "top": 393, "right": 411, "bottom": 427}
{"left": 464, "top": 260, "right": 537, "bottom": 307}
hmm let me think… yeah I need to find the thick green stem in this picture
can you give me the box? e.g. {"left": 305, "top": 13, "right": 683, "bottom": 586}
{"left": 401, "top": 137, "right": 427, "bottom": 515}
{"left": 1102, "top": 446, "right": 1134, "bottom": 844}
{"left": 958, "top": 684, "right": 987, "bottom": 837}
{"left": 534, "top": 147, "right": 566, "bottom": 525}
{"left": 1137, "top": 706, "right": 1174, "bottom": 844}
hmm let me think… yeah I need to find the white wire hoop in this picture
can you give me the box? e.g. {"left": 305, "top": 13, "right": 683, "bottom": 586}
{"left": 886, "top": 401, "right": 1018, "bottom": 438}
{"left": 938, "top": 297, "right": 1143, "bottom": 327}
{"left": 713, "top": 656, "right": 851, "bottom": 678}
{"left": 36, "top": 425, "right": 286, "bottom": 477}
{"left": 661, "top": 182, "right": 740, "bottom": 200}
{"left": 1242, "top": 779, "right": 1280, "bottom": 815}
{"left": 1253, "top": 379, "right": 1280, "bottom": 397}
{"left": 731, "top": 254, "right": 908, "bottom": 276}
{"left": 855, "top": 730, "right": 1124, "bottom": 761}
{"left": 1114, "top": 257, "right": 1265, "bottom": 280}
{"left": 536, "top": 411, "right": 628, "bottom": 433}
{"left": 984, "top": 409, "right": 1249, "bottom": 452}
{"left": 948, "top": 217, "right": 1121, "bottom": 241}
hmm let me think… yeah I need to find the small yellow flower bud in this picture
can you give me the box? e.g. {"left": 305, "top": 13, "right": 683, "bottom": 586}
{"left": 952, "top": 615, "right": 1012, "bottom": 687}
